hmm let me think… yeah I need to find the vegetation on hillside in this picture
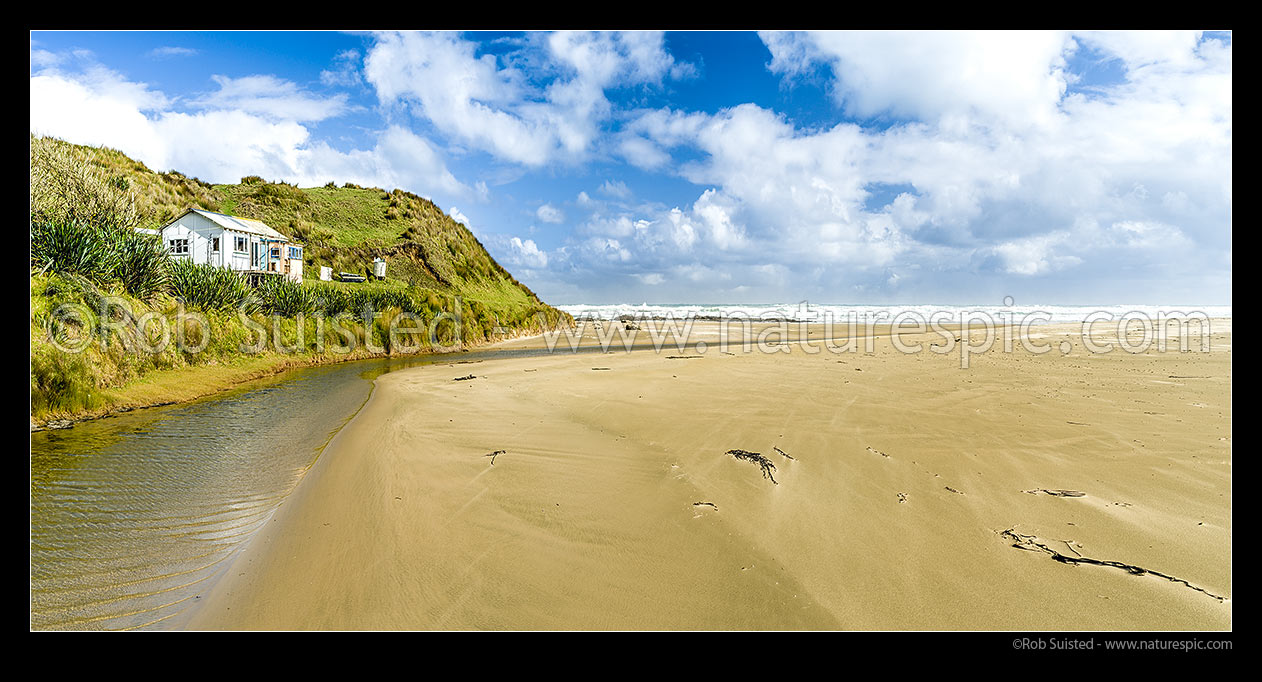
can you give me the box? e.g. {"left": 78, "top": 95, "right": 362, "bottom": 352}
{"left": 29, "top": 135, "right": 572, "bottom": 423}
{"left": 29, "top": 135, "right": 547, "bottom": 311}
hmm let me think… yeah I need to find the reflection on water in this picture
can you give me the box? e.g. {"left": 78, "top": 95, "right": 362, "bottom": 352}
{"left": 30, "top": 348, "right": 564, "bottom": 630}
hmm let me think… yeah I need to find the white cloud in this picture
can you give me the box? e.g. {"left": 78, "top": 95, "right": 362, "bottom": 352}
{"left": 30, "top": 60, "right": 468, "bottom": 202}
{"left": 28, "top": 33, "right": 1231, "bottom": 304}
{"left": 30, "top": 47, "right": 62, "bottom": 69}
{"left": 992, "top": 232, "right": 1080, "bottom": 275}
{"left": 449, "top": 206, "right": 471, "bottom": 226}
{"left": 363, "top": 31, "right": 693, "bottom": 166}
{"left": 193, "top": 74, "right": 349, "bottom": 122}
{"left": 547, "top": 32, "right": 1230, "bottom": 302}
{"left": 148, "top": 46, "right": 198, "bottom": 59}
{"left": 320, "top": 49, "right": 363, "bottom": 87}
{"left": 762, "top": 30, "right": 1074, "bottom": 128}
{"left": 598, "top": 179, "right": 631, "bottom": 198}
{"left": 536, "top": 203, "right": 564, "bottom": 224}
{"left": 31, "top": 67, "right": 172, "bottom": 164}
{"left": 1074, "top": 31, "right": 1202, "bottom": 71}
{"left": 301, "top": 125, "right": 469, "bottom": 197}
{"left": 508, "top": 236, "right": 549, "bottom": 268}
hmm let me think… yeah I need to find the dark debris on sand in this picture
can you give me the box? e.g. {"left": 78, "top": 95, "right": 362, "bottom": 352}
{"left": 727, "top": 449, "right": 778, "bottom": 484}
{"left": 773, "top": 446, "right": 796, "bottom": 460}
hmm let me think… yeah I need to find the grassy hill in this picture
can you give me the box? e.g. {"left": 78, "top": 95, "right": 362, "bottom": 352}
{"left": 30, "top": 135, "right": 551, "bottom": 312}
{"left": 29, "top": 135, "right": 571, "bottom": 424}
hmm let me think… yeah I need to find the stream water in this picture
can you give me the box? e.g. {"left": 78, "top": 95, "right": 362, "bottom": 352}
{"left": 29, "top": 348, "right": 565, "bottom": 630}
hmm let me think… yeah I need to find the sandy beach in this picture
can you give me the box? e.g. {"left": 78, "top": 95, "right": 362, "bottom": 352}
{"left": 189, "top": 320, "right": 1231, "bottom": 630}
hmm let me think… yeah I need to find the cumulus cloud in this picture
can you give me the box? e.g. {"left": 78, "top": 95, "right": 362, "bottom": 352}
{"left": 544, "top": 31, "right": 1230, "bottom": 302}
{"left": 30, "top": 57, "right": 468, "bottom": 202}
{"left": 761, "top": 30, "right": 1074, "bottom": 128}
{"left": 536, "top": 203, "right": 564, "bottom": 224}
{"left": 991, "top": 232, "right": 1081, "bottom": 275}
{"left": 29, "top": 32, "right": 1231, "bottom": 304}
{"left": 363, "top": 31, "right": 695, "bottom": 166}
{"left": 508, "top": 236, "right": 549, "bottom": 268}
{"left": 320, "top": 49, "right": 363, "bottom": 87}
{"left": 449, "top": 206, "right": 472, "bottom": 226}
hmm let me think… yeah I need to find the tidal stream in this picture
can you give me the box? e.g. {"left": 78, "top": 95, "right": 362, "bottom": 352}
{"left": 30, "top": 348, "right": 563, "bottom": 630}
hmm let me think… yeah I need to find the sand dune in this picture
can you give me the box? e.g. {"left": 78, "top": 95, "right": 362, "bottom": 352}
{"left": 190, "top": 322, "right": 1231, "bottom": 630}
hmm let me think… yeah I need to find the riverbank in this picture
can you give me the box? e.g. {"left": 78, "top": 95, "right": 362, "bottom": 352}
{"left": 190, "top": 320, "right": 1232, "bottom": 630}
{"left": 30, "top": 328, "right": 546, "bottom": 432}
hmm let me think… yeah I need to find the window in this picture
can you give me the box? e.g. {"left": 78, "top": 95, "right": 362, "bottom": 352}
{"left": 168, "top": 238, "right": 189, "bottom": 255}
{"left": 212, "top": 237, "right": 220, "bottom": 252}
{"left": 234, "top": 235, "right": 248, "bottom": 253}
{"left": 270, "top": 247, "right": 281, "bottom": 259}
{"left": 288, "top": 246, "right": 302, "bottom": 259}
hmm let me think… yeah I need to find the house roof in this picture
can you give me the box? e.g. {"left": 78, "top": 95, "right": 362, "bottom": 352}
{"left": 162, "top": 208, "right": 295, "bottom": 242}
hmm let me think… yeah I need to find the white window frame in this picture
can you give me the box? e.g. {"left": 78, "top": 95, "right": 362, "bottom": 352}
{"left": 234, "top": 235, "right": 248, "bottom": 253}
{"left": 169, "top": 238, "right": 189, "bottom": 255}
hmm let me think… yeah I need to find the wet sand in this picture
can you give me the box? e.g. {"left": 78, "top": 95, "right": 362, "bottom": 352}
{"left": 190, "top": 321, "right": 1231, "bottom": 630}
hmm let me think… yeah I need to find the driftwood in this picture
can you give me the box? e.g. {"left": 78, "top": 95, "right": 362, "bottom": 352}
{"left": 591, "top": 367, "right": 612, "bottom": 371}
{"left": 1023, "top": 489, "right": 1087, "bottom": 497}
{"left": 773, "top": 446, "right": 796, "bottom": 461}
{"left": 693, "top": 502, "right": 718, "bottom": 511}
{"left": 484, "top": 450, "right": 505, "bottom": 465}
{"left": 1000, "top": 528, "right": 1226, "bottom": 602}
{"left": 665, "top": 356, "right": 702, "bottom": 360}
{"left": 727, "top": 449, "right": 778, "bottom": 484}
{"left": 454, "top": 374, "right": 477, "bottom": 381}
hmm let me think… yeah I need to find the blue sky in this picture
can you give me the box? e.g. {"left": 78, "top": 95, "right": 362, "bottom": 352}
{"left": 30, "top": 31, "right": 1231, "bottom": 305}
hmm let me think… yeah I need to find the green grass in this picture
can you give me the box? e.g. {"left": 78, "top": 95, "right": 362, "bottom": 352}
{"left": 30, "top": 135, "right": 573, "bottom": 423}
{"left": 29, "top": 271, "right": 569, "bottom": 423}
{"left": 31, "top": 135, "right": 561, "bottom": 318}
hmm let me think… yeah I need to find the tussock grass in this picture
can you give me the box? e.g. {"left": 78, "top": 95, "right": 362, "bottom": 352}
{"left": 166, "top": 260, "right": 254, "bottom": 312}
{"left": 30, "top": 135, "right": 574, "bottom": 423}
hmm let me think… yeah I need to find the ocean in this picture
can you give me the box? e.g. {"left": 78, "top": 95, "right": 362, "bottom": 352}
{"left": 556, "top": 302, "right": 1232, "bottom": 325}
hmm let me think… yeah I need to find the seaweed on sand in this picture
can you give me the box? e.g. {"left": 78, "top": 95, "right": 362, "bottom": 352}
{"left": 727, "top": 449, "right": 778, "bottom": 484}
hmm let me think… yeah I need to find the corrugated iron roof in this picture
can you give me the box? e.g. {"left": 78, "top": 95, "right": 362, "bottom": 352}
{"left": 190, "top": 209, "right": 289, "bottom": 240}
{"left": 160, "top": 208, "right": 298, "bottom": 243}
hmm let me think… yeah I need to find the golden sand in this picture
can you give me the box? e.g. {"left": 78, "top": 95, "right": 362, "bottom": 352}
{"left": 190, "top": 321, "right": 1231, "bottom": 630}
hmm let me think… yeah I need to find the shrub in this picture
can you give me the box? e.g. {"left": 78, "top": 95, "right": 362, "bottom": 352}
{"left": 109, "top": 230, "right": 169, "bottom": 300}
{"left": 30, "top": 222, "right": 118, "bottom": 282}
{"left": 167, "top": 260, "right": 254, "bottom": 312}
{"left": 255, "top": 276, "right": 317, "bottom": 316}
